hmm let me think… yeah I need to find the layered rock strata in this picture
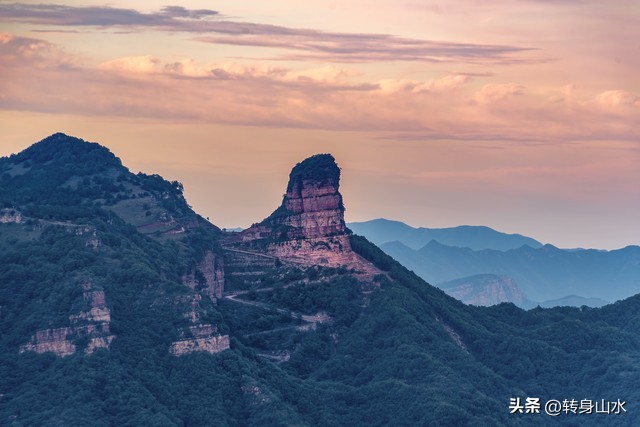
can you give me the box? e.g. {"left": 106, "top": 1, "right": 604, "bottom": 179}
{"left": 20, "top": 282, "right": 115, "bottom": 357}
{"left": 169, "top": 324, "right": 230, "bottom": 356}
{"left": 238, "top": 154, "right": 378, "bottom": 273}
{"left": 182, "top": 251, "right": 225, "bottom": 300}
{"left": 20, "top": 327, "right": 77, "bottom": 357}
{"left": 170, "top": 291, "right": 229, "bottom": 356}
{"left": 242, "top": 154, "right": 346, "bottom": 242}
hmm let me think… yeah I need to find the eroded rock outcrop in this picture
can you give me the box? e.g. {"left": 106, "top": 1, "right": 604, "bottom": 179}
{"left": 182, "top": 251, "right": 225, "bottom": 300}
{"left": 20, "top": 327, "right": 77, "bottom": 357}
{"left": 69, "top": 283, "right": 111, "bottom": 324}
{"left": 236, "top": 154, "right": 378, "bottom": 273}
{"left": 169, "top": 324, "right": 230, "bottom": 356}
{"left": 243, "top": 154, "right": 346, "bottom": 241}
{"left": 0, "top": 208, "right": 23, "bottom": 224}
{"left": 20, "top": 281, "right": 115, "bottom": 357}
{"left": 170, "top": 292, "right": 229, "bottom": 356}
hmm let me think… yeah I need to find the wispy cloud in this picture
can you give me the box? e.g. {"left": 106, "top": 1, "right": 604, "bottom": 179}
{"left": 193, "top": 34, "right": 537, "bottom": 64}
{"left": 159, "top": 6, "right": 219, "bottom": 20}
{"left": 0, "top": 3, "right": 539, "bottom": 64}
{"left": 0, "top": 33, "right": 637, "bottom": 143}
{"left": 0, "top": 3, "right": 218, "bottom": 27}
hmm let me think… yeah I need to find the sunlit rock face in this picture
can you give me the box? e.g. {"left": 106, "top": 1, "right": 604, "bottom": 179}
{"left": 243, "top": 154, "right": 347, "bottom": 242}
{"left": 236, "top": 154, "right": 378, "bottom": 275}
{"left": 169, "top": 325, "right": 230, "bottom": 356}
{"left": 276, "top": 153, "right": 347, "bottom": 240}
{"left": 20, "top": 281, "right": 115, "bottom": 357}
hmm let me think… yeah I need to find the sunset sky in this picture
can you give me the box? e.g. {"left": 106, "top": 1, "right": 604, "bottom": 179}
{"left": 1, "top": 0, "right": 638, "bottom": 249}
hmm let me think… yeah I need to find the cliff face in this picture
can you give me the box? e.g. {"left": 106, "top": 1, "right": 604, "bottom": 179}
{"left": 182, "top": 251, "right": 225, "bottom": 300}
{"left": 20, "top": 281, "right": 115, "bottom": 357}
{"left": 439, "top": 274, "right": 527, "bottom": 307}
{"left": 172, "top": 273, "right": 229, "bottom": 356}
{"left": 242, "top": 154, "right": 346, "bottom": 242}
{"left": 236, "top": 154, "right": 376, "bottom": 273}
{"left": 19, "top": 328, "right": 77, "bottom": 357}
{"left": 169, "top": 324, "right": 230, "bottom": 356}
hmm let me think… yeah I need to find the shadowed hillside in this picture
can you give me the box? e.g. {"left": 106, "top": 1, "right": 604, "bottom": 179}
{"left": 0, "top": 134, "right": 638, "bottom": 425}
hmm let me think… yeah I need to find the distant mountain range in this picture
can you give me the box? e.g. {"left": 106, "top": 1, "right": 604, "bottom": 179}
{"left": 349, "top": 219, "right": 640, "bottom": 305}
{"left": 348, "top": 218, "right": 543, "bottom": 251}
{"left": 438, "top": 274, "right": 527, "bottom": 307}
{"left": 438, "top": 274, "right": 609, "bottom": 308}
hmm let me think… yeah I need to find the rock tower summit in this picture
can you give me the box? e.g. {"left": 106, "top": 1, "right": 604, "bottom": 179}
{"left": 234, "top": 154, "right": 376, "bottom": 273}
{"left": 245, "top": 154, "right": 346, "bottom": 241}
{"left": 279, "top": 153, "right": 346, "bottom": 239}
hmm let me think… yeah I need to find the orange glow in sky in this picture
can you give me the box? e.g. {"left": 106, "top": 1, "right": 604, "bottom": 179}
{"left": 1, "top": 1, "right": 638, "bottom": 249}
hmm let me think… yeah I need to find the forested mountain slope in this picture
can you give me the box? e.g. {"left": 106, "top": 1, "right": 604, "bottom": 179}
{"left": 0, "top": 134, "right": 637, "bottom": 426}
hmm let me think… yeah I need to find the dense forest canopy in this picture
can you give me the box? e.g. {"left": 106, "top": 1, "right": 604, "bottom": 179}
{"left": 0, "top": 134, "right": 637, "bottom": 426}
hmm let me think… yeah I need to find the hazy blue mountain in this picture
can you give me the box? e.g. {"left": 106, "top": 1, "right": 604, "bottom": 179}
{"left": 438, "top": 274, "right": 611, "bottom": 309}
{"left": 379, "top": 240, "right": 640, "bottom": 303}
{"left": 438, "top": 274, "right": 527, "bottom": 307}
{"left": 348, "top": 218, "right": 543, "bottom": 251}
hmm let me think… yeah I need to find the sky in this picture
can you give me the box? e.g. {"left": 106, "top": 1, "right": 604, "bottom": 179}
{"left": 0, "top": 0, "right": 639, "bottom": 249}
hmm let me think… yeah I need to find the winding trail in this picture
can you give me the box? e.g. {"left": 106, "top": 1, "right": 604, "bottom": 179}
{"left": 223, "top": 293, "right": 331, "bottom": 325}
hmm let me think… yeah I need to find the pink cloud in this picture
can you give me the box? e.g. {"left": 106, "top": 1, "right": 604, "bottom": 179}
{"left": 0, "top": 3, "right": 539, "bottom": 65}
{"left": 595, "top": 90, "right": 639, "bottom": 107}
{"left": 474, "top": 83, "right": 525, "bottom": 104}
{"left": 1, "top": 33, "right": 638, "bottom": 144}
